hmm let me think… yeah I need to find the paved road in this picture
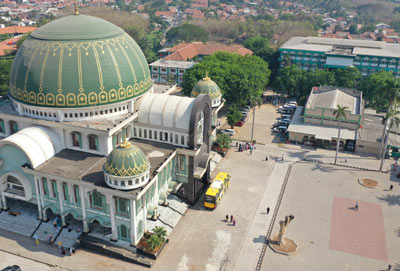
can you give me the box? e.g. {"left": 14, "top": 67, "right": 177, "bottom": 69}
{"left": 0, "top": 250, "right": 56, "bottom": 271}
{"left": 153, "top": 144, "right": 274, "bottom": 271}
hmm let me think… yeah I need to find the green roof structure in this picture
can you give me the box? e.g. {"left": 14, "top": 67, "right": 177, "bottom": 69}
{"left": 104, "top": 141, "right": 149, "bottom": 177}
{"left": 191, "top": 76, "right": 222, "bottom": 100}
{"left": 9, "top": 14, "right": 152, "bottom": 108}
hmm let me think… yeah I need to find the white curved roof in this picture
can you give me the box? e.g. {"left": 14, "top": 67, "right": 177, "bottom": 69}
{"left": 0, "top": 126, "right": 62, "bottom": 169}
{"left": 138, "top": 93, "right": 195, "bottom": 131}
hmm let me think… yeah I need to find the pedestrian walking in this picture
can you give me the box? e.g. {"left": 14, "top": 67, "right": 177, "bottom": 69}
{"left": 230, "top": 215, "right": 233, "bottom": 222}
{"left": 355, "top": 201, "right": 359, "bottom": 211}
{"left": 389, "top": 184, "right": 394, "bottom": 191}
{"left": 250, "top": 149, "right": 253, "bottom": 155}
{"left": 232, "top": 219, "right": 236, "bottom": 226}
{"left": 265, "top": 155, "right": 268, "bottom": 161}
{"left": 387, "top": 264, "right": 392, "bottom": 271}
{"left": 345, "top": 157, "right": 348, "bottom": 163}
{"left": 281, "top": 155, "right": 284, "bottom": 161}
{"left": 69, "top": 247, "right": 73, "bottom": 255}
{"left": 266, "top": 207, "right": 270, "bottom": 215}
{"left": 35, "top": 238, "right": 39, "bottom": 247}
{"left": 58, "top": 240, "right": 62, "bottom": 249}
{"left": 226, "top": 214, "right": 229, "bottom": 222}
{"left": 61, "top": 247, "right": 66, "bottom": 255}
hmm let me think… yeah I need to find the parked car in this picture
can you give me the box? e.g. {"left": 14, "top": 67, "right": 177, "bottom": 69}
{"left": 240, "top": 107, "right": 250, "bottom": 113}
{"left": 239, "top": 110, "right": 249, "bottom": 116}
{"left": 235, "top": 120, "right": 244, "bottom": 127}
{"left": 242, "top": 105, "right": 251, "bottom": 111}
{"left": 1, "top": 266, "right": 21, "bottom": 271}
{"left": 219, "top": 129, "right": 235, "bottom": 136}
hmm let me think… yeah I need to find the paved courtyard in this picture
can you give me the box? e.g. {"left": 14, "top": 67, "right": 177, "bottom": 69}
{"left": 261, "top": 162, "right": 400, "bottom": 271}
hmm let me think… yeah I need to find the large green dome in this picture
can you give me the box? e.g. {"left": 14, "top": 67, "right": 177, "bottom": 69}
{"left": 9, "top": 14, "right": 152, "bottom": 108}
{"left": 104, "top": 141, "right": 149, "bottom": 177}
{"left": 191, "top": 76, "right": 222, "bottom": 100}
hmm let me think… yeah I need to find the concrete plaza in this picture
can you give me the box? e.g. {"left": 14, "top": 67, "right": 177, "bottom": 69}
{"left": 261, "top": 162, "right": 400, "bottom": 271}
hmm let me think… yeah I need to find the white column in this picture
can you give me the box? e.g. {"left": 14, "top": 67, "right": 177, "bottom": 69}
{"left": 57, "top": 182, "right": 65, "bottom": 226}
{"left": 38, "top": 178, "right": 47, "bottom": 220}
{"left": 130, "top": 199, "right": 137, "bottom": 246}
{"left": 79, "top": 186, "right": 89, "bottom": 233}
{"left": 107, "top": 194, "right": 118, "bottom": 241}
{"left": 33, "top": 177, "right": 42, "bottom": 220}
{"left": 142, "top": 196, "right": 147, "bottom": 234}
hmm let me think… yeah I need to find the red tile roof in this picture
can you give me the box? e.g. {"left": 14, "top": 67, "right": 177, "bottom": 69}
{"left": 0, "top": 26, "right": 37, "bottom": 35}
{"left": 165, "top": 42, "right": 253, "bottom": 61}
{"left": 0, "top": 43, "right": 15, "bottom": 56}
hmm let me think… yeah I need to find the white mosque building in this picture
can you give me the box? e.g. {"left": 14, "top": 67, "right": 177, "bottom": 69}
{"left": 0, "top": 12, "right": 218, "bottom": 249}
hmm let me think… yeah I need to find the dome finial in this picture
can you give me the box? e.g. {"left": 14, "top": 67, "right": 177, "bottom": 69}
{"left": 74, "top": 0, "right": 79, "bottom": 15}
{"left": 203, "top": 71, "right": 210, "bottom": 81}
{"left": 119, "top": 138, "right": 131, "bottom": 148}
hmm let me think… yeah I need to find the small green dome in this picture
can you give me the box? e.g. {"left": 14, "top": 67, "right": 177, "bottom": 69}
{"left": 104, "top": 141, "right": 149, "bottom": 177}
{"left": 9, "top": 14, "right": 152, "bottom": 108}
{"left": 191, "top": 76, "right": 222, "bottom": 100}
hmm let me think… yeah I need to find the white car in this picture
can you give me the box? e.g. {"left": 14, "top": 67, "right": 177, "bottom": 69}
{"left": 219, "top": 129, "right": 235, "bottom": 136}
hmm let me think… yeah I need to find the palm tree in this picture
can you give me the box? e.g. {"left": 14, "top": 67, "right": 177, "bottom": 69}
{"left": 333, "top": 105, "right": 348, "bottom": 165}
{"left": 379, "top": 85, "right": 400, "bottom": 160}
{"left": 153, "top": 226, "right": 167, "bottom": 243}
{"left": 147, "top": 234, "right": 161, "bottom": 251}
{"left": 379, "top": 108, "right": 400, "bottom": 171}
{"left": 250, "top": 96, "right": 263, "bottom": 142}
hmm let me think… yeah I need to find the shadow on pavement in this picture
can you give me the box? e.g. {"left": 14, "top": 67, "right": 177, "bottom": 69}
{"left": 376, "top": 194, "right": 400, "bottom": 207}
{"left": 252, "top": 235, "right": 265, "bottom": 244}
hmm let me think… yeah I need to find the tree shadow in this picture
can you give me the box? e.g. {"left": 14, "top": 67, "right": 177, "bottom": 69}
{"left": 253, "top": 235, "right": 266, "bottom": 244}
{"left": 376, "top": 194, "right": 400, "bottom": 207}
{"left": 395, "top": 227, "right": 400, "bottom": 237}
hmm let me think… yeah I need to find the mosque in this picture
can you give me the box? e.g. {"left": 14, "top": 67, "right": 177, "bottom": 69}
{"left": 0, "top": 11, "right": 223, "bottom": 247}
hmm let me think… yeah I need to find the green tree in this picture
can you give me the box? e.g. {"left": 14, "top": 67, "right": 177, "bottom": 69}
{"left": 334, "top": 67, "right": 362, "bottom": 89}
{"left": 244, "top": 35, "right": 279, "bottom": 79}
{"left": 152, "top": 226, "right": 167, "bottom": 243}
{"left": 348, "top": 25, "right": 358, "bottom": 34}
{"left": 216, "top": 133, "right": 232, "bottom": 148}
{"left": 274, "top": 64, "right": 305, "bottom": 98}
{"left": 16, "top": 33, "right": 29, "bottom": 49}
{"left": 380, "top": 108, "right": 400, "bottom": 171}
{"left": 0, "top": 58, "right": 13, "bottom": 96}
{"left": 360, "top": 71, "right": 397, "bottom": 111}
{"left": 333, "top": 105, "right": 348, "bottom": 165}
{"left": 166, "top": 24, "right": 209, "bottom": 43}
{"left": 147, "top": 234, "right": 161, "bottom": 251}
{"left": 182, "top": 52, "right": 270, "bottom": 106}
{"left": 226, "top": 105, "right": 242, "bottom": 128}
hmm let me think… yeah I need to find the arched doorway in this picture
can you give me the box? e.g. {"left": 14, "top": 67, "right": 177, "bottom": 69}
{"left": 4, "top": 175, "right": 25, "bottom": 197}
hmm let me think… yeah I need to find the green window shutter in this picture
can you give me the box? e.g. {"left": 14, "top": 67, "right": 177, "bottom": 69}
{"left": 95, "top": 135, "right": 99, "bottom": 151}
{"left": 62, "top": 183, "right": 69, "bottom": 202}
{"left": 112, "top": 134, "right": 117, "bottom": 147}
{"left": 13, "top": 122, "right": 18, "bottom": 133}
{"left": 52, "top": 181, "right": 57, "bottom": 198}
{"left": 122, "top": 128, "right": 127, "bottom": 140}
{"left": 0, "top": 120, "right": 4, "bottom": 133}
{"left": 43, "top": 179, "right": 49, "bottom": 196}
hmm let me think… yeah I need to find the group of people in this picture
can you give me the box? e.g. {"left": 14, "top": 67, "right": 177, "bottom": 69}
{"left": 225, "top": 214, "right": 236, "bottom": 226}
{"left": 237, "top": 142, "right": 256, "bottom": 154}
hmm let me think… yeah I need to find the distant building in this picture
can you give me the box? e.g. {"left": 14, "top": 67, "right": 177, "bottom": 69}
{"left": 279, "top": 37, "right": 400, "bottom": 76}
{"left": 149, "top": 59, "right": 196, "bottom": 85}
{"left": 0, "top": 25, "right": 36, "bottom": 36}
{"left": 164, "top": 42, "right": 253, "bottom": 61}
{"left": 287, "top": 86, "right": 400, "bottom": 155}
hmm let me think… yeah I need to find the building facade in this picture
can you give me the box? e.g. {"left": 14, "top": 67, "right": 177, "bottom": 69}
{"left": 149, "top": 59, "right": 195, "bottom": 85}
{"left": 0, "top": 13, "right": 213, "bottom": 248}
{"left": 279, "top": 37, "right": 400, "bottom": 76}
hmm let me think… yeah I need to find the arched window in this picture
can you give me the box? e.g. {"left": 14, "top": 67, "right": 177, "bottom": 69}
{"left": 62, "top": 182, "right": 69, "bottom": 202}
{"left": 71, "top": 132, "right": 82, "bottom": 148}
{"left": 6, "top": 175, "right": 25, "bottom": 196}
{"left": 128, "top": 180, "right": 133, "bottom": 185}
{"left": 51, "top": 180, "right": 57, "bottom": 198}
{"left": 88, "top": 134, "right": 98, "bottom": 151}
{"left": 9, "top": 120, "right": 18, "bottom": 134}
{"left": 121, "top": 181, "right": 126, "bottom": 186}
{"left": 42, "top": 177, "right": 48, "bottom": 196}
